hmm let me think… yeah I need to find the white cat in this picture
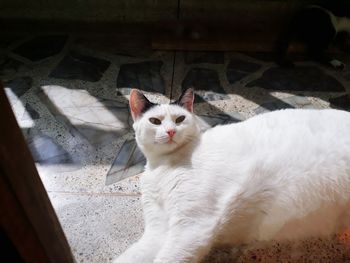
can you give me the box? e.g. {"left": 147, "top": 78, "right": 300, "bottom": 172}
{"left": 114, "top": 88, "right": 350, "bottom": 263}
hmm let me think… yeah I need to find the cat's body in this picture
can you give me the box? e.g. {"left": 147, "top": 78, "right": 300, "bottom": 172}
{"left": 115, "top": 89, "right": 350, "bottom": 263}
{"left": 276, "top": 5, "right": 350, "bottom": 69}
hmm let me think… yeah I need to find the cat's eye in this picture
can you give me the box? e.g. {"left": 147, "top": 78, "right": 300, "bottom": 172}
{"left": 149, "top": 117, "right": 161, "bottom": 125}
{"left": 175, "top": 115, "right": 186, "bottom": 124}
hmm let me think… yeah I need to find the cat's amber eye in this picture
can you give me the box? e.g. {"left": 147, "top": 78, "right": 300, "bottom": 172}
{"left": 149, "top": 117, "right": 161, "bottom": 125}
{"left": 175, "top": 115, "right": 186, "bottom": 124}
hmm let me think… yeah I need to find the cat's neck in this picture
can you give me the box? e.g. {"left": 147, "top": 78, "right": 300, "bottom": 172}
{"left": 144, "top": 138, "right": 198, "bottom": 170}
{"left": 336, "top": 16, "right": 350, "bottom": 33}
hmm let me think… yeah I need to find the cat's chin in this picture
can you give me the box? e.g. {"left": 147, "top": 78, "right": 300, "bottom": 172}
{"left": 156, "top": 138, "right": 178, "bottom": 145}
{"left": 155, "top": 141, "right": 179, "bottom": 151}
{"left": 140, "top": 140, "right": 182, "bottom": 157}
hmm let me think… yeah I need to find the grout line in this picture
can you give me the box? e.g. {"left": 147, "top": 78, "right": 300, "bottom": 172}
{"left": 169, "top": 0, "right": 180, "bottom": 101}
{"left": 170, "top": 50, "right": 177, "bottom": 101}
{"left": 47, "top": 190, "right": 141, "bottom": 197}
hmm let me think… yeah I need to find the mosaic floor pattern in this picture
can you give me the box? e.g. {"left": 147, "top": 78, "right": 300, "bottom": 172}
{"left": 2, "top": 33, "right": 350, "bottom": 262}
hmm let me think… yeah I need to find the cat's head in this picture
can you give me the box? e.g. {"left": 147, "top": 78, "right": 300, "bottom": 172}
{"left": 129, "top": 88, "right": 200, "bottom": 156}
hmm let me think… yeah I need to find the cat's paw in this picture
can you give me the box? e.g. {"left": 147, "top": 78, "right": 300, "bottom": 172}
{"left": 113, "top": 250, "right": 154, "bottom": 263}
{"left": 113, "top": 255, "right": 138, "bottom": 263}
{"left": 112, "top": 257, "right": 124, "bottom": 263}
{"left": 329, "top": 59, "right": 345, "bottom": 70}
{"left": 112, "top": 252, "right": 136, "bottom": 263}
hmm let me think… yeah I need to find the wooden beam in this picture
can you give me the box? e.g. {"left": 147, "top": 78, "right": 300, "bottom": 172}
{"left": 0, "top": 83, "right": 74, "bottom": 263}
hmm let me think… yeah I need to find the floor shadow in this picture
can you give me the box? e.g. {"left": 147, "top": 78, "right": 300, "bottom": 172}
{"left": 236, "top": 52, "right": 350, "bottom": 111}
{"left": 4, "top": 34, "right": 350, "bottom": 187}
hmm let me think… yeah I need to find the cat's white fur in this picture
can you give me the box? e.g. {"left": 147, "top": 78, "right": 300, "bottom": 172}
{"left": 114, "top": 90, "right": 350, "bottom": 263}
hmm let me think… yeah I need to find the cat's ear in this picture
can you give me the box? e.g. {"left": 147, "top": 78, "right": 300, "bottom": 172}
{"left": 174, "top": 88, "right": 194, "bottom": 112}
{"left": 129, "top": 89, "right": 154, "bottom": 121}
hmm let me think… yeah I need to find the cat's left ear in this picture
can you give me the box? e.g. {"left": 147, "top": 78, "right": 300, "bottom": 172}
{"left": 129, "top": 89, "right": 154, "bottom": 121}
{"left": 174, "top": 88, "right": 194, "bottom": 112}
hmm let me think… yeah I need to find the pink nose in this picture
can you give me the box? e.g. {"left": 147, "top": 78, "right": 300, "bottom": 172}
{"left": 166, "top": 129, "right": 176, "bottom": 137}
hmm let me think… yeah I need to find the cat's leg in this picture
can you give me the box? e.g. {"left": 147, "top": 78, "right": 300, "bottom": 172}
{"left": 114, "top": 195, "right": 167, "bottom": 263}
{"left": 153, "top": 218, "right": 218, "bottom": 263}
{"left": 114, "top": 228, "right": 165, "bottom": 263}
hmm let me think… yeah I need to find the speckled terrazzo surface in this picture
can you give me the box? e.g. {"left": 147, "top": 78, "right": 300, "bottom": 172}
{"left": 2, "top": 34, "right": 350, "bottom": 262}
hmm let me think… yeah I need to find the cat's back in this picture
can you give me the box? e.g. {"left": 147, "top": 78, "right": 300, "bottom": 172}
{"left": 196, "top": 109, "right": 350, "bottom": 169}
{"left": 243, "top": 108, "right": 350, "bottom": 136}
{"left": 203, "top": 109, "right": 350, "bottom": 142}
{"left": 194, "top": 109, "right": 350, "bottom": 241}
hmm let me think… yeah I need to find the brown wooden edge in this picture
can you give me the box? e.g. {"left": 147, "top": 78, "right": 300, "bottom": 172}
{"left": 0, "top": 82, "right": 75, "bottom": 263}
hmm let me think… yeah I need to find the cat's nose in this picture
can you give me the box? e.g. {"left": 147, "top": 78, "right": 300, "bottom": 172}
{"left": 166, "top": 129, "right": 176, "bottom": 137}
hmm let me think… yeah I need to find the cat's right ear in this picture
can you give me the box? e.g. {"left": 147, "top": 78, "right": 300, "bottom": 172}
{"left": 174, "top": 88, "right": 195, "bottom": 112}
{"left": 129, "top": 89, "right": 154, "bottom": 121}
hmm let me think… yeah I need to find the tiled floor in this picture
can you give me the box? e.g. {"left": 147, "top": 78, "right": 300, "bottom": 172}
{"left": 2, "top": 33, "right": 350, "bottom": 262}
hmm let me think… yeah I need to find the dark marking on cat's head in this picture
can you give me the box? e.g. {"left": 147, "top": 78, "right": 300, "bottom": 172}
{"left": 172, "top": 88, "right": 195, "bottom": 112}
{"left": 129, "top": 89, "right": 157, "bottom": 120}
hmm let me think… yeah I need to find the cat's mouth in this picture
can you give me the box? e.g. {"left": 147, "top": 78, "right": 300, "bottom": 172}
{"left": 154, "top": 137, "right": 177, "bottom": 145}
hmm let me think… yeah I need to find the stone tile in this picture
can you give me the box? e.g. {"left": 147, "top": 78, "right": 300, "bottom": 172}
{"left": 0, "top": 35, "right": 22, "bottom": 48}
{"left": 37, "top": 162, "right": 109, "bottom": 193}
{"left": 182, "top": 68, "right": 229, "bottom": 101}
{"left": 32, "top": 85, "right": 137, "bottom": 193}
{"left": 22, "top": 103, "right": 40, "bottom": 120}
{"left": 286, "top": 95, "right": 313, "bottom": 107}
{"left": 75, "top": 36, "right": 152, "bottom": 57}
{"left": 13, "top": 35, "right": 68, "bottom": 61}
{"left": 182, "top": 68, "right": 223, "bottom": 92}
{"left": 244, "top": 52, "right": 308, "bottom": 63}
{"left": 24, "top": 128, "right": 85, "bottom": 176}
{"left": 114, "top": 49, "right": 155, "bottom": 58}
{"left": 4, "top": 76, "right": 32, "bottom": 97}
{"left": 196, "top": 93, "right": 230, "bottom": 103}
{"left": 254, "top": 95, "right": 313, "bottom": 114}
{"left": 49, "top": 51, "right": 111, "bottom": 82}
{"left": 329, "top": 95, "right": 350, "bottom": 111}
{"left": 254, "top": 101, "right": 294, "bottom": 114}
{"left": 244, "top": 52, "right": 276, "bottom": 62}
{"left": 102, "top": 173, "right": 141, "bottom": 195}
{"left": 117, "top": 61, "right": 165, "bottom": 94}
{"left": 69, "top": 124, "right": 124, "bottom": 147}
{"left": 228, "top": 58, "right": 261, "bottom": 73}
{"left": 199, "top": 111, "right": 245, "bottom": 127}
{"left": 0, "top": 57, "right": 25, "bottom": 76}
{"left": 226, "top": 58, "right": 261, "bottom": 84}
{"left": 27, "top": 133, "right": 73, "bottom": 165}
{"left": 226, "top": 71, "right": 250, "bottom": 84}
{"left": 106, "top": 139, "right": 146, "bottom": 185}
{"left": 184, "top": 51, "right": 224, "bottom": 64}
{"left": 49, "top": 193, "right": 143, "bottom": 263}
{"left": 39, "top": 86, "right": 131, "bottom": 147}
{"left": 4, "top": 77, "right": 32, "bottom": 104}
{"left": 247, "top": 66, "right": 345, "bottom": 92}
{"left": 28, "top": 126, "right": 138, "bottom": 192}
